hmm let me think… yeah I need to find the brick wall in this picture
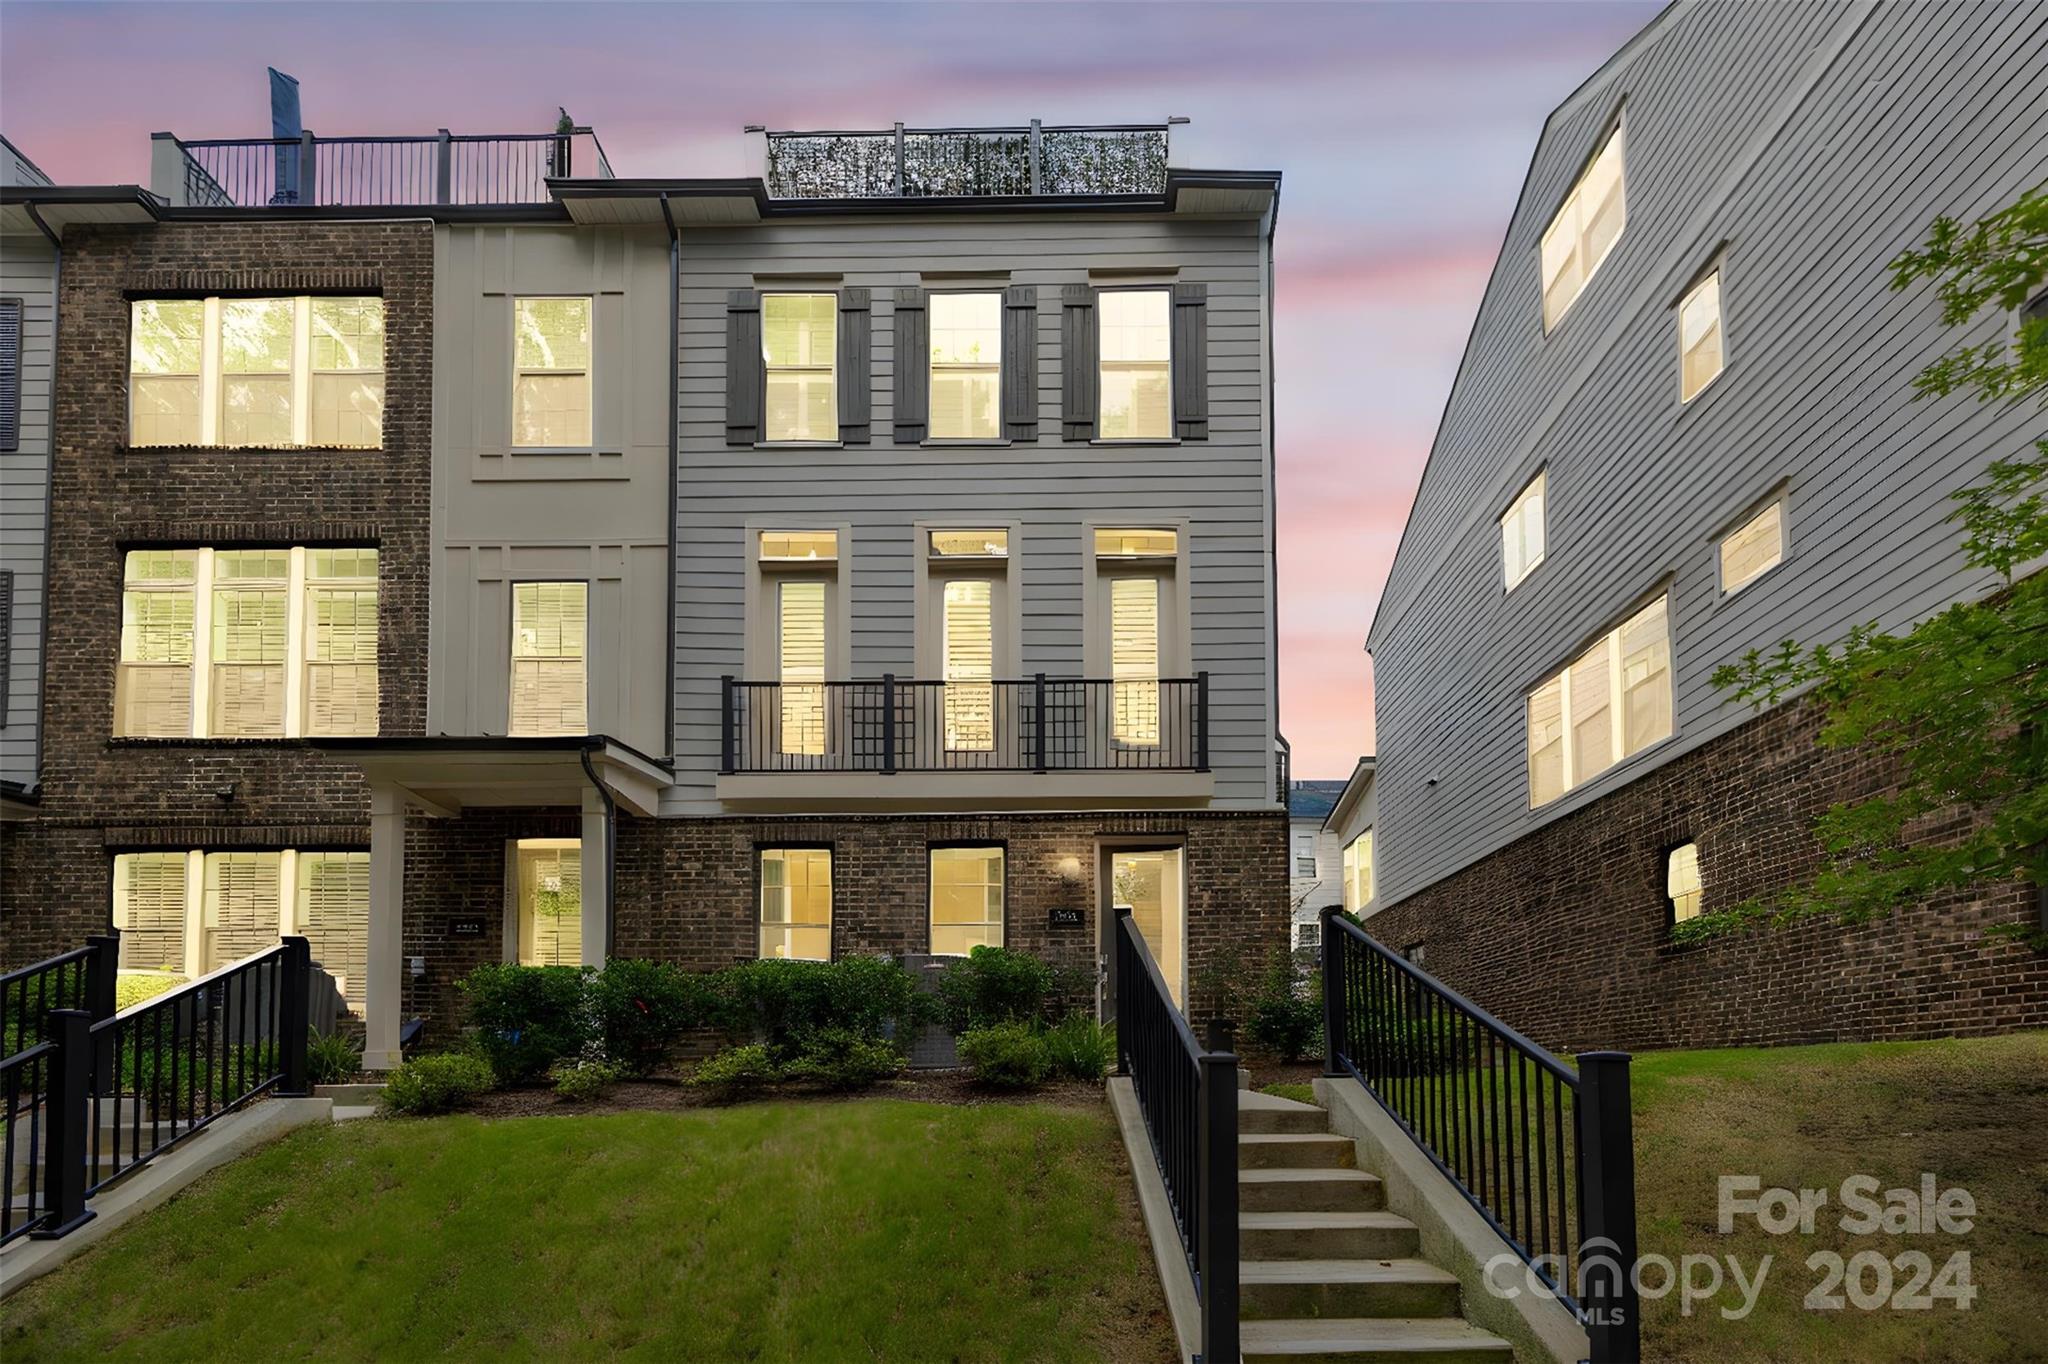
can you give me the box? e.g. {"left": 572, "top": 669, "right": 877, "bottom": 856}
{"left": 1364, "top": 699, "right": 2048, "bottom": 1054}
{"left": 0, "top": 220, "right": 433, "bottom": 964}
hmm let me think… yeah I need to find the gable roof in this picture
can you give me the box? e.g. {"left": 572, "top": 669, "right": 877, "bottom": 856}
{"left": 1286, "top": 779, "right": 1349, "bottom": 820}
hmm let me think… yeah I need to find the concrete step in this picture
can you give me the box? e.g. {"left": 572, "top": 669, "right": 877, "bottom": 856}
{"left": 1240, "top": 1316, "right": 1516, "bottom": 1363}
{"left": 1240, "top": 1258, "right": 1463, "bottom": 1321}
{"left": 1241, "top": 1209, "right": 1421, "bottom": 1261}
{"left": 314, "top": 1083, "right": 384, "bottom": 1106}
{"left": 1240, "top": 1133, "right": 1357, "bottom": 1170}
{"left": 1239, "top": 1090, "right": 1331, "bottom": 1135}
{"left": 331, "top": 1105, "right": 378, "bottom": 1123}
{"left": 1240, "top": 1167, "right": 1386, "bottom": 1213}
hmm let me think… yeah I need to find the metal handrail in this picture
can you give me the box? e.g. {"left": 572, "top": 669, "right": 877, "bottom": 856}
{"left": 1321, "top": 908, "right": 1639, "bottom": 1362}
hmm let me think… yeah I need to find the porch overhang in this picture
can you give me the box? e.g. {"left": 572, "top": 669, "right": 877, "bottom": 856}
{"left": 310, "top": 735, "right": 670, "bottom": 817}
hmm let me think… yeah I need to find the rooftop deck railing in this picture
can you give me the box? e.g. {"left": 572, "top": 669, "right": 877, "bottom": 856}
{"left": 157, "top": 126, "right": 614, "bottom": 208}
{"left": 761, "top": 120, "right": 1178, "bottom": 200}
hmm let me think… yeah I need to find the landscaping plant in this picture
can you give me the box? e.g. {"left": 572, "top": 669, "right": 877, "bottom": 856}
{"left": 784, "top": 1028, "right": 907, "bottom": 1090}
{"left": 958, "top": 1022, "right": 1051, "bottom": 1088}
{"left": 550, "top": 1056, "right": 626, "bottom": 1103}
{"left": 689, "top": 1042, "right": 780, "bottom": 1092}
{"left": 381, "top": 1052, "right": 495, "bottom": 1115}
{"left": 1041, "top": 1013, "right": 1115, "bottom": 1081}
{"left": 458, "top": 962, "right": 591, "bottom": 1083}
{"left": 305, "top": 1029, "right": 363, "bottom": 1086}
{"left": 1244, "top": 951, "right": 1321, "bottom": 1063}
{"left": 934, "top": 945, "right": 1054, "bottom": 1032}
{"left": 588, "top": 957, "right": 706, "bottom": 1076}
{"left": 710, "top": 955, "right": 922, "bottom": 1053}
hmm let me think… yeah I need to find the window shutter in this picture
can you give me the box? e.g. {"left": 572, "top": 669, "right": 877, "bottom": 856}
{"left": 0, "top": 298, "right": 20, "bottom": 454}
{"left": 1001, "top": 285, "right": 1038, "bottom": 442}
{"left": 835, "top": 286, "right": 871, "bottom": 444}
{"left": 725, "top": 289, "right": 762, "bottom": 446}
{"left": 892, "top": 287, "right": 928, "bottom": 444}
{"left": 1061, "top": 285, "right": 1097, "bottom": 440}
{"left": 1171, "top": 282, "right": 1208, "bottom": 440}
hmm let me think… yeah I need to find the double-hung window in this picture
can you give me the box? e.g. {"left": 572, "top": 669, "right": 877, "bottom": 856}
{"left": 115, "top": 547, "right": 378, "bottom": 738}
{"left": 760, "top": 847, "right": 832, "bottom": 960}
{"left": 762, "top": 294, "right": 837, "bottom": 442}
{"left": 1539, "top": 124, "right": 1626, "bottom": 330}
{"left": 1501, "top": 471, "right": 1547, "bottom": 590}
{"left": 1666, "top": 842, "right": 1704, "bottom": 924}
{"left": 1526, "top": 595, "right": 1671, "bottom": 806}
{"left": 1098, "top": 290, "right": 1172, "bottom": 440}
{"left": 1679, "top": 270, "right": 1725, "bottom": 401}
{"left": 1342, "top": 830, "right": 1373, "bottom": 913}
{"left": 510, "top": 582, "right": 588, "bottom": 736}
{"left": 929, "top": 292, "right": 1001, "bottom": 440}
{"left": 128, "top": 296, "right": 385, "bottom": 447}
{"left": 930, "top": 845, "right": 1004, "bottom": 955}
{"left": 1294, "top": 832, "right": 1317, "bottom": 877}
{"left": 1720, "top": 500, "right": 1784, "bottom": 595}
{"left": 513, "top": 297, "right": 592, "bottom": 447}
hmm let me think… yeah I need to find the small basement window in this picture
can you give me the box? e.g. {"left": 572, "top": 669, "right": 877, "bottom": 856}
{"left": 1667, "top": 842, "right": 1703, "bottom": 923}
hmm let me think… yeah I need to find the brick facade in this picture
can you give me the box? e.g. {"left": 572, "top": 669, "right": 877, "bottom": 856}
{"left": 1363, "top": 699, "right": 2048, "bottom": 1055}
{"left": 0, "top": 220, "right": 433, "bottom": 963}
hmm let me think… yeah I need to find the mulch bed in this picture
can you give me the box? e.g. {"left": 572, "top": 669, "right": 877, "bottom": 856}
{"left": 465, "top": 1069, "right": 1108, "bottom": 1119}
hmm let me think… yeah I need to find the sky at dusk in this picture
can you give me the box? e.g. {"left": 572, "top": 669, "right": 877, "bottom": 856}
{"left": 0, "top": 0, "right": 1658, "bottom": 778}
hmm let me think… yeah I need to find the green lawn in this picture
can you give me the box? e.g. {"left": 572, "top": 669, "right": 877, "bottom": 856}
{"left": 1633, "top": 1032, "right": 2048, "bottom": 1364}
{"left": 2, "top": 1101, "right": 1175, "bottom": 1363}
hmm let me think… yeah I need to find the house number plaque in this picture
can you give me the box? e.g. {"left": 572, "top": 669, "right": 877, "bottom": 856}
{"left": 1047, "top": 906, "right": 1084, "bottom": 929}
{"left": 449, "top": 917, "right": 488, "bottom": 938}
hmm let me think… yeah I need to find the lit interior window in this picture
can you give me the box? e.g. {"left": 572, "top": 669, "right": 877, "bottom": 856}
{"left": 1720, "top": 500, "right": 1784, "bottom": 595}
{"left": 1098, "top": 290, "right": 1171, "bottom": 440}
{"left": 929, "top": 292, "right": 1001, "bottom": 440}
{"left": 929, "top": 529, "right": 1008, "bottom": 558}
{"left": 763, "top": 293, "right": 837, "bottom": 442}
{"left": 1094, "top": 528, "right": 1178, "bottom": 558}
{"left": 759, "top": 530, "right": 839, "bottom": 562}
{"left": 1501, "top": 471, "right": 1547, "bottom": 590}
{"left": 1667, "top": 842, "right": 1703, "bottom": 923}
{"left": 760, "top": 848, "right": 832, "bottom": 960}
{"left": 1540, "top": 123, "right": 1627, "bottom": 330}
{"left": 1527, "top": 595, "right": 1671, "bottom": 806}
{"left": 1679, "top": 270, "right": 1725, "bottom": 401}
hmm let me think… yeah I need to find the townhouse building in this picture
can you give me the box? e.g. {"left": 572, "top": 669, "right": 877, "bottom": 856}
{"left": 1363, "top": 0, "right": 2048, "bottom": 1051}
{"left": 0, "top": 119, "right": 1287, "bottom": 1066}
{"left": 1283, "top": 778, "right": 1344, "bottom": 950}
{"left": 1, "top": 136, "right": 55, "bottom": 816}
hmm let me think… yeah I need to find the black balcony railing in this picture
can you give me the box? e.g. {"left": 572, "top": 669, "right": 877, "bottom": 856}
{"left": 720, "top": 674, "right": 1209, "bottom": 775}
{"left": 762, "top": 121, "right": 1175, "bottom": 200}
{"left": 1322, "top": 909, "right": 1640, "bottom": 1362}
{"left": 166, "top": 126, "right": 613, "bottom": 208}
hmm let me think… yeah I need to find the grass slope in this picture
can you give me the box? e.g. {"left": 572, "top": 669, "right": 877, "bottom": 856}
{"left": 2, "top": 1101, "right": 1174, "bottom": 1363}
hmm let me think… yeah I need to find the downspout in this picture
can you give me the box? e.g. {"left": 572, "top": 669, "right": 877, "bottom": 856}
{"left": 580, "top": 743, "right": 619, "bottom": 960}
{"left": 22, "top": 202, "right": 60, "bottom": 798}
{"left": 660, "top": 192, "right": 679, "bottom": 765}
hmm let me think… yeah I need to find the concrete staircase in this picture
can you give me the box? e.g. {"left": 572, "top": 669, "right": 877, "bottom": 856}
{"left": 1236, "top": 1090, "right": 1513, "bottom": 1364}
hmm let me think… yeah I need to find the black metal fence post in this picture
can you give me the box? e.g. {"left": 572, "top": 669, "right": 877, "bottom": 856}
{"left": 280, "top": 937, "right": 313, "bottom": 1096}
{"left": 720, "top": 675, "right": 736, "bottom": 773}
{"left": 1112, "top": 906, "right": 1133, "bottom": 1076}
{"left": 1194, "top": 670, "right": 1210, "bottom": 772}
{"left": 84, "top": 932, "right": 119, "bottom": 1093}
{"left": 1577, "top": 1051, "right": 1640, "bottom": 1363}
{"left": 31, "top": 1009, "right": 94, "bottom": 1239}
{"left": 1321, "top": 907, "right": 1345, "bottom": 1077}
{"left": 1196, "top": 1046, "right": 1240, "bottom": 1364}
{"left": 882, "top": 673, "right": 898, "bottom": 775}
{"left": 1032, "top": 672, "right": 1048, "bottom": 773}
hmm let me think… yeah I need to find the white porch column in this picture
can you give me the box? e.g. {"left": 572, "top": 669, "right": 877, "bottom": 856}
{"left": 580, "top": 786, "right": 611, "bottom": 970}
{"left": 364, "top": 781, "right": 407, "bottom": 1071}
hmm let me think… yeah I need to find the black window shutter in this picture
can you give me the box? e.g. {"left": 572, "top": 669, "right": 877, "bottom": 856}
{"left": 1002, "top": 285, "right": 1038, "bottom": 442}
{"left": 725, "top": 289, "right": 762, "bottom": 446}
{"left": 0, "top": 299, "right": 20, "bottom": 454}
{"left": 1172, "top": 281, "right": 1209, "bottom": 441}
{"left": 1061, "top": 284, "right": 1097, "bottom": 441}
{"left": 893, "top": 287, "right": 928, "bottom": 445}
{"left": 837, "top": 286, "right": 871, "bottom": 444}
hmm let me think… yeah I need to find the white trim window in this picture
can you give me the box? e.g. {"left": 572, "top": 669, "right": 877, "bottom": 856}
{"left": 1293, "top": 831, "right": 1317, "bottom": 878}
{"left": 1295, "top": 919, "right": 1322, "bottom": 950}
{"left": 1526, "top": 595, "right": 1672, "bottom": 807}
{"left": 128, "top": 296, "right": 385, "bottom": 448}
{"left": 112, "top": 848, "right": 370, "bottom": 1013}
{"left": 1342, "top": 829, "right": 1374, "bottom": 913}
{"left": 513, "top": 297, "right": 592, "bottom": 447}
{"left": 1098, "top": 289, "right": 1171, "bottom": 440}
{"left": 930, "top": 845, "right": 1004, "bottom": 955}
{"left": 510, "top": 581, "right": 588, "bottom": 737}
{"left": 762, "top": 293, "right": 837, "bottom": 443}
{"left": 1720, "top": 500, "right": 1784, "bottom": 595}
{"left": 115, "top": 547, "right": 378, "bottom": 739}
{"left": 1501, "top": 471, "right": 1547, "bottom": 591}
{"left": 1667, "top": 842, "right": 1704, "bottom": 924}
{"left": 1679, "top": 270, "right": 1725, "bottom": 402}
{"left": 760, "top": 847, "right": 832, "bottom": 961}
{"left": 929, "top": 292, "right": 1001, "bottom": 440}
{"left": 1540, "top": 123, "right": 1627, "bottom": 331}
{"left": 941, "top": 578, "right": 995, "bottom": 752}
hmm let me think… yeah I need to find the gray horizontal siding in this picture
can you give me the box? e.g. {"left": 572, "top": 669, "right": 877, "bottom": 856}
{"left": 1370, "top": 0, "right": 2048, "bottom": 904}
{"left": 0, "top": 231, "right": 54, "bottom": 789}
{"left": 669, "top": 213, "right": 1274, "bottom": 814}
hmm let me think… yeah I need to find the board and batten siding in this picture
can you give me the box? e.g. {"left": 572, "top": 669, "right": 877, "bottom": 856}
{"left": 430, "top": 224, "right": 672, "bottom": 757}
{"left": 1368, "top": 0, "right": 2048, "bottom": 906}
{"left": 669, "top": 212, "right": 1275, "bottom": 815}
{"left": 0, "top": 228, "right": 55, "bottom": 788}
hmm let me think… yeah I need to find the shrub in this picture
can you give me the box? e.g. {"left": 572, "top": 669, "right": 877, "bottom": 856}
{"left": 1042, "top": 1013, "right": 1115, "bottom": 1081}
{"left": 306, "top": 1029, "right": 363, "bottom": 1086}
{"left": 691, "top": 1043, "right": 781, "bottom": 1092}
{"left": 551, "top": 1056, "right": 627, "bottom": 1103}
{"left": 958, "top": 1022, "right": 1051, "bottom": 1089}
{"left": 935, "top": 946, "right": 1055, "bottom": 1033}
{"left": 709, "top": 956, "right": 922, "bottom": 1055}
{"left": 590, "top": 958, "right": 706, "bottom": 1076}
{"left": 785, "top": 1029, "right": 905, "bottom": 1090}
{"left": 382, "top": 1053, "right": 495, "bottom": 1115}
{"left": 1245, "top": 953, "right": 1321, "bottom": 1063}
{"left": 459, "top": 963, "right": 592, "bottom": 1083}
{"left": 114, "top": 972, "right": 182, "bottom": 1012}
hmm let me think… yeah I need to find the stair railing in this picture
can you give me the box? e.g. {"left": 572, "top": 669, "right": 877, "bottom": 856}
{"left": 1113, "top": 906, "right": 1238, "bottom": 1364}
{"left": 1321, "top": 907, "right": 1639, "bottom": 1363}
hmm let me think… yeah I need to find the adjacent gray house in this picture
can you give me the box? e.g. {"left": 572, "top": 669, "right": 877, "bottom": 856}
{"left": 0, "top": 136, "right": 55, "bottom": 814}
{"left": 1363, "top": 0, "right": 2048, "bottom": 1049}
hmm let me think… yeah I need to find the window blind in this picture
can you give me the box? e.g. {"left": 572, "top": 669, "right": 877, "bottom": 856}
{"left": 510, "top": 581, "right": 588, "bottom": 736}
{"left": 297, "top": 852, "right": 370, "bottom": 1013}
{"left": 778, "top": 578, "right": 827, "bottom": 756}
{"left": 942, "top": 578, "right": 995, "bottom": 752}
{"left": 202, "top": 851, "right": 282, "bottom": 974}
{"left": 114, "top": 852, "right": 190, "bottom": 974}
{"left": 513, "top": 297, "right": 593, "bottom": 447}
{"left": 1110, "top": 576, "right": 1161, "bottom": 745}
{"left": 518, "top": 842, "right": 583, "bottom": 967}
